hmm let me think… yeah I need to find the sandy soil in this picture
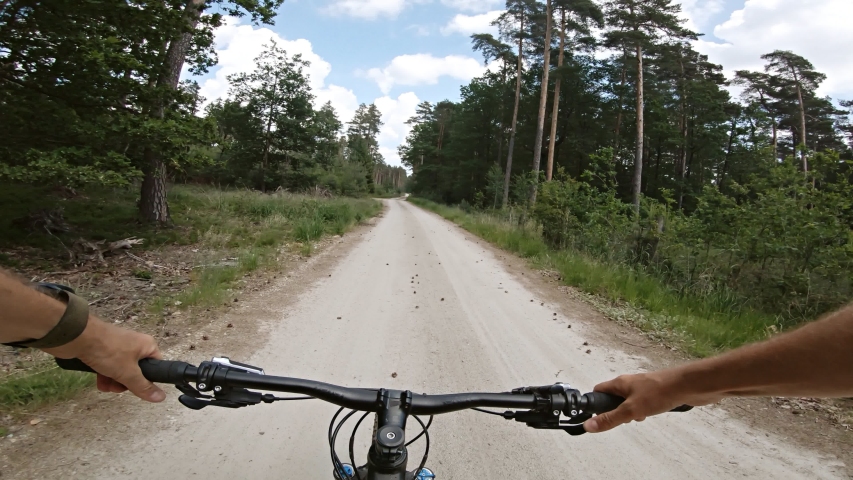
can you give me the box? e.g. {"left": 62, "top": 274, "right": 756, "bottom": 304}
{"left": 1, "top": 199, "right": 849, "bottom": 479}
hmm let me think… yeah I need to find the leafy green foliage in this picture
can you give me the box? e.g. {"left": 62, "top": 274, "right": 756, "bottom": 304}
{"left": 531, "top": 151, "right": 853, "bottom": 322}
{"left": 196, "top": 46, "right": 404, "bottom": 196}
{"left": 403, "top": 8, "right": 853, "bottom": 326}
{"left": 0, "top": 0, "right": 284, "bottom": 220}
{"left": 411, "top": 196, "right": 782, "bottom": 357}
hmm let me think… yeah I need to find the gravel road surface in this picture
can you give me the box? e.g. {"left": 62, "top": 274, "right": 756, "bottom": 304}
{"left": 94, "top": 199, "right": 843, "bottom": 479}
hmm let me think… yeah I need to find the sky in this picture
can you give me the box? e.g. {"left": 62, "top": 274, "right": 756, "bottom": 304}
{"left": 188, "top": 0, "right": 853, "bottom": 167}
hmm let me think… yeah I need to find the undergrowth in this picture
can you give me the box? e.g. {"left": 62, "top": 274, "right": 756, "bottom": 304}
{"left": 409, "top": 197, "right": 778, "bottom": 357}
{"left": 0, "top": 184, "right": 380, "bottom": 413}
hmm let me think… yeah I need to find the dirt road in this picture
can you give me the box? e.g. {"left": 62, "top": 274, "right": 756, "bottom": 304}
{"left": 93, "top": 199, "right": 843, "bottom": 479}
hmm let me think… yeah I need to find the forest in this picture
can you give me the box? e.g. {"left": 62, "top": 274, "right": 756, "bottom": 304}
{"left": 0, "top": 0, "right": 406, "bottom": 226}
{"left": 401, "top": 0, "right": 853, "bottom": 323}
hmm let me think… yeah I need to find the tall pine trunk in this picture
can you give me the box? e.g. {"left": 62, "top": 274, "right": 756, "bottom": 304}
{"left": 260, "top": 73, "right": 279, "bottom": 193}
{"left": 546, "top": 7, "right": 566, "bottom": 182}
{"left": 771, "top": 120, "right": 778, "bottom": 159}
{"left": 794, "top": 75, "right": 808, "bottom": 173}
{"left": 632, "top": 44, "right": 644, "bottom": 214}
{"left": 502, "top": 15, "right": 525, "bottom": 209}
{"left": 676, "top": 53, "right": 688, "bottom": 211}
{"left": 759, "top": 94, "right": 778, "bottom": 160}
{"left": 613, "top": 49, "right": 628, "bottom": 156}
{"left": 720, "top": 111, "right": 739, "bottom": 191}
{"left": 140, "top": 0, "right": 204, "bottom": 223}
{"left": 528, "top": 0, "right": 553, "bottom": 206}
{"left": 496, "top": 64, "right": 508, "bottom": 175}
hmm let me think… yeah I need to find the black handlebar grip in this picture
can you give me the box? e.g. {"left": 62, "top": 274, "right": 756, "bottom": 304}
{"left": 582, "top": 392, "right": 625, "bottom": 414}
{"left": 55, "top": 357, "right": 96, "bottom": 373}
{"left": 139, "top": 358, "right": 193, "bottom": 384}
{"left": 581, "top": 392, "right": 694, "bottom": 414}
{"left": 55, "top": 358, "right": 193, "bottom": 384}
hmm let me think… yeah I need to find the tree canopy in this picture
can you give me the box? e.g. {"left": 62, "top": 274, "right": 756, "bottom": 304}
{"left": 401, "top": 0, "right": 853, "bottom": 320}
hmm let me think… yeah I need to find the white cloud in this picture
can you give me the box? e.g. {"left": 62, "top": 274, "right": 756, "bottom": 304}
{"left": 315, "top": 85, "right": 360, "bottom": 125}
{"left": 194, "top": 18, "right": 358, "bottom": 124}
{"left": 374, "top": 92, "right": 421, "bottom": 166}
{"left": 363, "top": 54, "right": 486, "bottom": 94}
{"left": 321, "top": 0, "right": 501, "bottom": 19}
{"left": 322, "top": 0, "right": 418, "bottom": 20}
{"left": 686, "top": 0, "right": 853, "bottom": 99}
{"left": 405, "top": 24, "right": 431, "bottom": 36}
{"left": 440, "top": 0, "right": 503, "bottom": 13}
{"left": 677, "top": 0, "right": 725, "bottom": 32}
{"left": 441, "top": 10, "right": 502, "bottom": 36}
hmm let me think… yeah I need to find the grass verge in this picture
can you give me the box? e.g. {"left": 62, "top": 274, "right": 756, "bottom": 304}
{"left": 0, "top": 184, "right": 381, "bottom": 413}
{"left": 409, "top": 197, "right": 778, "bottom": 357}
{"left": 153, "top": 188, "right": 381, "bottom": 313}
{"left": 0, "top": 367, "right": 95, "bottom": 412}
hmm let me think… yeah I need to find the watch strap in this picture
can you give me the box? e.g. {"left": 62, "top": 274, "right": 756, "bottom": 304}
{"left": 3, "top": 290, "right": 89, "bottom": 349}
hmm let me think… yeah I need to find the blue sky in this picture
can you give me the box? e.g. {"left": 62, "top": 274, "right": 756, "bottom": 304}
{"left": 273, "top": 0, "right": 495, "bottom": 101}
{"left": 191, "top": 0, "right": 853, "bottom": 167}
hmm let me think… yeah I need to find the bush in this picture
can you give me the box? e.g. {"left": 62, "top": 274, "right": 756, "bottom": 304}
{"left": 532, "top": 153, "right": 853, "bottom": 322}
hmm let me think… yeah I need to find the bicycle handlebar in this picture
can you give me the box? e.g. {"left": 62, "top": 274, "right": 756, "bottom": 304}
{"left": 56, "top": 357, "right": 691, "bottom": 417}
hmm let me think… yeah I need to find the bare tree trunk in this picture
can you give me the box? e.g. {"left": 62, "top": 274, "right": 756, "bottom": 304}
{"left": 503, "top": 16, "right": 525, "bottom": 209}
{"left": 632, "top": 44, "right": 644, "bottom": 214}
{"left": 771, "top": 120, "right": 778, "bottom": 160}
{"left": 139, "top": 0, "right": 204, "bottom": 223}
{"left": 528, "top": 0, "right": 553, "bottom": 206}
{"left": 495, "top": 67, "right": 506, "bottom": 168}
{"left": 720, "top": 111, "right": 738, "bottom": 191}
{"left": 794, "top": 77, "right": 808, "bottom": 173}
{"left": 677, "top": 53, "right": 688, "bottom": 211}
{"left": 260, "top": 73, "right": 279, "bottom": 193}
{"left": 613, "top": 49, "right": 628, "bottom": 158}
{"left": 546, "top": 7, "right": 566, "bottom": 182}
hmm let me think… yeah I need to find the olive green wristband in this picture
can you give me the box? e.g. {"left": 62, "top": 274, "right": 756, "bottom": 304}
{"left": 2, "top": 290, "right": 89, "bottom": 349}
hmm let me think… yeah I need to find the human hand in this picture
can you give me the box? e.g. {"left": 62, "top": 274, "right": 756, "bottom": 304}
{"left": 583, "top": 370, "right": 722, "bottom": 433}
{"left": 43, "top": 317, "right": 166, "bottom": 403}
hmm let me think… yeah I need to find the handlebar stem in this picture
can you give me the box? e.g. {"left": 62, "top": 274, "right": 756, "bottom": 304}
{"left": 366, "top": 389, "right": 411, "bottom": 479}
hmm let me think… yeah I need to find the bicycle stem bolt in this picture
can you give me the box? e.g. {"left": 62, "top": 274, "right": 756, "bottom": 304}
{"left": 386, "top": 432, "right": 396, "bottom": 440}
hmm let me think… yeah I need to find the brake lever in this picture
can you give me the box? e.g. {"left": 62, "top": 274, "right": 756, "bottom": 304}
{"left": 508, "top": 383, "right": 694, "bottom": 436}
{"left": 174, "top": 357, "right": 275, "bottom": 411}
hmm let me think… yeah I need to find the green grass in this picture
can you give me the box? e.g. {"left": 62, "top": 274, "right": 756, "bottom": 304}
{"left": 159, "top": 190, "right": 380, "bottom": 310}
{"left": 294, "top": 217, "right": 325, "bottom": 243}
{"left": 409, "top": 197, "right": 778, "bottom": 357}
{"left": 0, "top": 184, "right": 380, "bottom": 256}
{"left": 0, "top": 184, "right": 382, "bottom": 410}
{"left": 0, "top": 367, "right": 95, "bottom": 412}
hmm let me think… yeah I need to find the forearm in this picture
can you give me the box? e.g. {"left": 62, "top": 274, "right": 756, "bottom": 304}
{"left": 585, "top": 303, "right": 853, "bottom": 433}
{"left": 0, "top": 269, "right": 165, "bottom": 402}
{"left": 0, "top": 269, "right": 67, "bottom": 343}
{"left": 675, "top": 303, "right": 853, "bottom": 399}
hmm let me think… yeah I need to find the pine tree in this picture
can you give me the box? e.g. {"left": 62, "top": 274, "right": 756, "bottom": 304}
{"left": 761, "top": 50, "right": 827, "bottom": 173}
{"left": 732, "top": 70, "right": 781, "bottom": 159}
{"left": 546, "top": 0, "right": 604, "bottom": 181}
{"left": 229, "top": 42, "right": 314, "bottom": 192}
{"left": 494, "top": 0, "right": 539, "bottom": 208}
{"left": 603, "top": 0, "right": 695, "bottom": 213}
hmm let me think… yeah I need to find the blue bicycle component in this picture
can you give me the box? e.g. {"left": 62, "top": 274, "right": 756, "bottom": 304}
{"left": 334, "top": 464, "right": 436, "bottom": 479}
{"left": 334, "top": 463, "right": 355, "bottom": 479}
{"left": 415, "top": 467, "right": 435, "bottom": 479}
